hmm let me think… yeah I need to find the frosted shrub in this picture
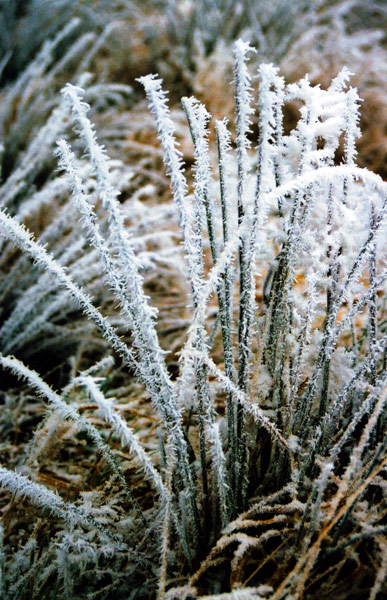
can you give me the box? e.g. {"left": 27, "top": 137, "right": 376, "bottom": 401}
{"left": 0, "top": 40, "right": 386, "bottom": 600}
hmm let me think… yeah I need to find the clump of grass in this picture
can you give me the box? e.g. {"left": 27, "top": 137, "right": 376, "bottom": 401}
{"left": 0, "top": 39, "right": 386, "bottom": 600}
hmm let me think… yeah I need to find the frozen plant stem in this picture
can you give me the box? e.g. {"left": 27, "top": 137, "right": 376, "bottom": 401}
{"left": 215, "top": 118, "right": 236, "bottom": 494}
{"left": 233, "top": 39, "right": 255, "bottom": 510}
{"left": 183, "top": 97, "right": 235, "bottom": 522}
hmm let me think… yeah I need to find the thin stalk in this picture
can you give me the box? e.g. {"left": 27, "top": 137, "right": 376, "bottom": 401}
{"left": 233, "top": 40, "right": 255, "bottom": 509}
{"left": 215, "top": 119, "right": 236, "bottom": 500}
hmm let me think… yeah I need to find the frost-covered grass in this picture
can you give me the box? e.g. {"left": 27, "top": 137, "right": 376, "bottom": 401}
{"left": 0, "top": 4, "right": 387, "bottom": 599}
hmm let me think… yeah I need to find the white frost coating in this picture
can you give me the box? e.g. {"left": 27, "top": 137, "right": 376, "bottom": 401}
{"left": 208, "top": 422, "right": 230, "bottom": 528}
{"left": 343, "top": 87, "right": 361, "bottom": 165}
{"left": 233, "top": 39, "right": 256, "bottom": 210}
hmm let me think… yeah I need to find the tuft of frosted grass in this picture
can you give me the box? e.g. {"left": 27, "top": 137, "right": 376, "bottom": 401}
{"left": 1, "top": 36, "right": 387, "bottom": 598}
